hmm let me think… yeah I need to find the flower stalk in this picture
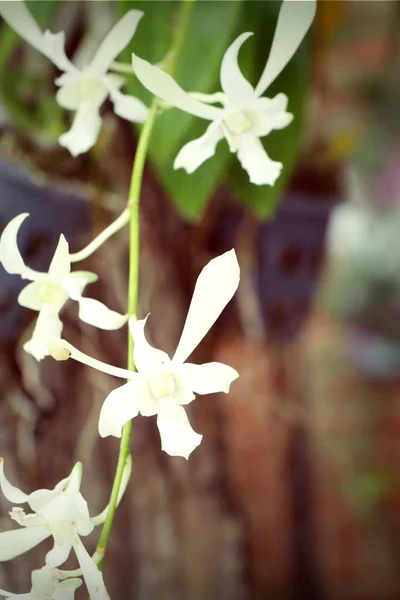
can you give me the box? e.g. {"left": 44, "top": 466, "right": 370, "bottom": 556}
{"left": 95, "top": 0, "right": 196, "bottom": 567}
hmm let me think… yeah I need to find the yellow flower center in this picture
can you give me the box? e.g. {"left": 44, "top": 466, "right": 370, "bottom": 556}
{"left": 224, "top": 110, "right": 251, "bottom": 135}
{"left": 148, "top": 372, "right": 176, "bottom": 399}
{"left": 39, "top": 282, "right": 66, "bottom": 305}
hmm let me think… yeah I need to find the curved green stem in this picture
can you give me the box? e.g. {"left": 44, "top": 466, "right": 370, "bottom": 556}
{"left": 95, "top": 0, "right": 196, "bottom": 568}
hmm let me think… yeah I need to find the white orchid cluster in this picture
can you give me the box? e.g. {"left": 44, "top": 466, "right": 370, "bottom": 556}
{"left": 0, "top": 0, "right": 316, "bottom": 598}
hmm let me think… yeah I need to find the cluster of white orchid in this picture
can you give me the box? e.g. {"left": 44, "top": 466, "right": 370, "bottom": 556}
{"left": 0, "top": 0, "right": 316, "bottom": 597}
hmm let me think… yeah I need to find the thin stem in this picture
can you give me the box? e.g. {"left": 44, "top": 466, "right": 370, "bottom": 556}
{"left": 94, "top": 0, "right": 196, "bottom": 569}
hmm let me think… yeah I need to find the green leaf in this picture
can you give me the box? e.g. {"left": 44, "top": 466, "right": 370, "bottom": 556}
{"left": 228, "top": 1, "right": 311, "bottom": 220}
{"left": 121, "top": 0, "right": 243, "bottom": 220}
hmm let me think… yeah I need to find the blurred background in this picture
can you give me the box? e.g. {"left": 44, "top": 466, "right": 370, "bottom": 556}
{"left": 1, "top": 1, "right": 400, "bottom": 599}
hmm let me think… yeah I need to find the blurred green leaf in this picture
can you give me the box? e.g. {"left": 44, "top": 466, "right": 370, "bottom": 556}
{"left": 121, "top": 0, "right": 243, "bottom": 220}
{"left": 228, "top": 1, "right": 311, "bottom": 220}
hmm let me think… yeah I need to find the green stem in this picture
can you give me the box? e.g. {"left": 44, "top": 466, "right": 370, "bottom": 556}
{"left": 95, "top": 0, "right": 195, "bottom": 567}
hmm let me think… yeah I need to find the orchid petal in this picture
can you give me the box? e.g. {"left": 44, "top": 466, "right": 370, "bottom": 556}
{"left": 250, "top": 94, "right": 293, "bottom": 137}
{"left": 91, "top": 455, "right": 132, "bottom": 526}
{"left": 130, "top": 316, "right": 171, "bottom": 374}
{"left": 18, "top": 282, "right": 43, "bottom": 311}
{"left": 236, "top": 133, "right": 282, "bottom": 185}
{"left": 53, "top": 579, "right": 83, "bottom": 600}
{"left": 48, "top": 235, "right": 71, "bottom": 281}
{"left": 98, "top": 379, "right": 141, "bottom": 438}
{"left": 63, "top": 271, "right": 98, "bottom": 301}
{"left": 0, "top": 1, "right": 48, "bottom": 56}
{"left": 0, "top": 527, "right": 50, "bottom": 561}
{"left": 255, "top": 0, "right": 316, "bottom": 96}
{"left": 73, "top": 494, "right": 94, "bottom": 537}
{"left": 0, "top": 459, "right": 28, "bottom": 504}
{"left": 174, "top": 121, "right": 224, "bottom": 174}
{"left": 88, "top": 10, "right": 144, "bottom": 76}
{"left": 55, "top": 340, "right": 134, "bottom": 380}
{"left": 78, "top": 298, "right": 128, "bottom": 330}
{"left": 109, "top": 87, "right": 149, "bottom": 123}
{"left": 0, "top": 213, "right": 29, "bottom": 277}
{"left": 45, "top": 540, "right": 73, "bottom": 568}
{"left": 0, "top": 590, "right": 30, "bottom": 599}
{"left": 24, "top": 306, "right": 64, "bottom": 362}
{"left": 178, "top": 362, "right": 239, "bottom": 395}
{"left": 157, "top": 401, "right": 202, "bottom": 459}
{"left": 72, "top": 536, "right": 110, "bottom": 600}
{"left": 59, "top": 102, "right": 102, "bottom": 156}
{"left": 132, "top": 54, "right": 221, "bottom": 121}
{"left": 220, "top": 32, "right": 255, "bottom": 103}
{"left": 173, "top": 250, "right": 240, "bottom": 364}
{"left": 41, "top": 30, "right": 75, "bottom": 72}
{"left": 31, "top": 566, "right": 57, "bottom": 595}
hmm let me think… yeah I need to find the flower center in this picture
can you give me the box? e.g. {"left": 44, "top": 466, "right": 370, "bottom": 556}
{"left": 38, "top": 282, "right": 66, "bottom": 305}
{"left": 224, "top": 110, "right": 251, "bottom": 135}
{"left": 148, "top": 372, "right": 176, "bottom": 399}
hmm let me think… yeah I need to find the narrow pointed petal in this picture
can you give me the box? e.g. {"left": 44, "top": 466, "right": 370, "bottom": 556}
{"left": 59, "top": 102, "right": 102, "bottom": 156}
{"left": 53, "top": 340, "right": 134, "bottom": 379}
{"left": 220, "top": 32, "right": 255, "bottom": 103}
{"left": 98, "top": 380, "right": 141, "bottom": 438}
{"left": 48, "top": 235, "right": 71, "bottom": 281}
{"left": 0, "top": 213, "right": 28, "bottom": 277}
{"left": 45, "top": 540, "right": 73, "bottom": 568}
{"left": 130, "top": 316, "right": 171, "bottom": 374}
{"left": 174, "top": 121, "right": 224, "bottom": 174}
{"left": 178, "top": 362, "right": 239, "bottom": 395}
{"left": 0, "top": 527, "right": 50, "bottom": 561}
{"left": 73, "top": 536, "right": 110, "bottom": 600}
{"left": 157, "top": 402, "right": 202, "bottom": 459}
{"left": 91, "top": 455, "right": 132, "bottom": 526}
{"left": 63, "top": 271, "right": 98, "bottom": 301}
{"left": 132, "top": 55, "right": 221, "bottom": 121}
{"left": 88, "top": 10, "right": 144, "bottom": 76}
{"left": 109, "top": 87, "right": 149, "bottom": 123}
{"left": 0, "top": 1, "right": 47, "bottom": 55}
{"left": 236, "top": 134, "right": 282, "bottom": 185}
{"left": 41, "top": 30, "right": 75, "bottom": 72}
{"left": 66, "top": 462, "right": 83, "bottom": 495}
{"left": 18, "top": 281, "right": 43, "bottom": 311}
{"left": 173, "top": 250, "right": 240, "bottom": 364}
{"left": 0, "top": 459, "right": 28, "bottom": 503}
{"left": 24, "top": 307, "right": 64, "bottom": 362}
{"left": 73, "top": 494, "right": 94, "bottom": 537}
{"left": 255, "top": 0, "right": 317, "bottom": 96}
{"left": 78, "top": 298, "right": 128, "bottom": 330}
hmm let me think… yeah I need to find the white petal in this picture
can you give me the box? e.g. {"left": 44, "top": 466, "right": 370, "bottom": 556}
{"left": 24, "top": 307, "right": 64, "bottom": 362}
{"left": 178, "top": 362, "right": 239, "bottom": 395}
{"left": 53, "top": 579, "right": 83, "bottom": 600}
{"left": 250, "top": 94, "right": 293, "bottom": 137}
{"left": 18, "top": 282, "right": 43, "bottom": 311}
{"left": 72, "top": 536, "right": 110, "bottom": 600}
{"left": 55, "top": 340, "right": 134, "bottom": 380}
{"left": 78, "top": 298, "right": 128, "bottom": 330}
{"left": 0, "top": 459, "right": 28, "bottom": 503}
{"left": 109, "top": 87, "right": 149, "bottom": 123}
{"left": 63, "top": 271, "right": 98, "bottom": 301}
{"left": 220, "top": 32, "right": 255, "bottom": 104}
{"left": 45, "top": 540, "right": 73, "bottom": 568}
{"left": 157, "top": 401, "right": 202, "bottom": 459}
{"left": 73, "top": 494, "right": 94, "bottom": 537}
{"left": 41, "top": 30, "right": 75, "bottom": 72}
{"left": 255, "top": 0, "right": 317, "bottom": 96}
{"left": 173, "top": 250, "right": 240, "bottom": 364}
{"left": 0, "top": 213, "right": 28, "bottom": 277}
{"left": 31, "top": 565, "right": 57, "bottom": 595}
{"left": 48, "top": 235, "right": 71, "bottom": 281}
{"left": 174, "top": 121, "right": 224, "bottom": 174}
{"left": 0, "top": 590, "right": 30, "bottom": 599}
{"left": 0, "top": 527, "right": 50, "bottom": 561}
{"left": 130, "top": 316, "right": 171, "bottom": 374}
{"left": 0, "top": 1, "right": 47, "bottom": 56}
{"left": 98, "top": 380, "right": 141, "bottom": 438}
{"left": 58, "top": 102, "right": 102, "bottom": 156}
{"left": 236, "top": 133, "right": 282, "bottom": 185}
{"left": 87, "top": 10, "right": 144, "bottom": 76}
{"left": 91, "top": 455, "right": 131, "bottom": 526}
{"left": 132, "top": 54, "right": 221, "bottom": 121}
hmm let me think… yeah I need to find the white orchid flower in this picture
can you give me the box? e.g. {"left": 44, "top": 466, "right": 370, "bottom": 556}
{"left": 0, "top": 565, "right": 82, "bottom": 600}
{"left": 0, "top": 1, "right": 148, "bottom": 156}
{"left": 0, "top": 457, "right": 131, "bottom": 600}
{"left": 132, "top": 0, "right": 316, "bottom": 185}
{"left": 0, "top": 213, "right": 128, "bottom": 361}
{"left": 52, "top": 250, "right": 240, "bottom": 459}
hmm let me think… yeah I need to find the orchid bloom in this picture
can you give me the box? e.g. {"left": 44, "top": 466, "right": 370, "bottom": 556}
{"left": 0, "top": 566, "right": 82, "bottom": 600}
{"left": 52, "top": 250, "right": 240, "bottom": 458}
{"left": 0, "top": 1, "right": 148, "bottom": 156}
{"left": 0, "top": 458, "right": 131, "bottom": 600}
{"left": 0, "top": 213, "right": 127, "bottom": 361}
{"left": 132, "top": 0, "right": 316, "bottom": 185}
